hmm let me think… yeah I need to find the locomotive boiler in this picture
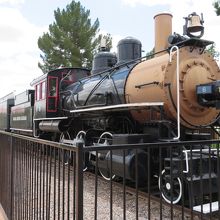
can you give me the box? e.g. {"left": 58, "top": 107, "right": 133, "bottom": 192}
{"left": 61, "top": 12, "right": 220, "bottom": 135}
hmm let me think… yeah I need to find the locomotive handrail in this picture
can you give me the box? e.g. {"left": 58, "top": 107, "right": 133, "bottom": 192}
{"left": 169, "top": 46, "right": 180, "bottom": 140}
{"left": 182, "top": 148, "right": 218, "bottom": 173}
{"left": 33, "top": 116, "right": 68, "bottom": 121}
{"left": 69, "top": 102, "right": 164, "bottom": 113}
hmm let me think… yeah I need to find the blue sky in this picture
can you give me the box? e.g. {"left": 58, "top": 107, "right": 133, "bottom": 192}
{"left": 0, "top": 0, "right": 219, "bottom": 97}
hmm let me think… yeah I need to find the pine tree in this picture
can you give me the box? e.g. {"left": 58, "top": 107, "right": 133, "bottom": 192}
{"left": 146, "top": 48, "right": 155, "bottom": 60}
{"left": 213, "top": 1, "right": 220, "bottom": 16}
{"left": 38, "top": 1, "right": 111, "bottom": 73}
{"left": 206, "top": 43, "right": 220, "bottom": 61}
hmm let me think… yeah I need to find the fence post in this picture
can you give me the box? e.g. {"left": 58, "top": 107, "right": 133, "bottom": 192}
{"left": 75, "top": 140, "right": 84, "bottom": 220}
{"left": 10, "top": 135, "right": 14, "bottom": 220}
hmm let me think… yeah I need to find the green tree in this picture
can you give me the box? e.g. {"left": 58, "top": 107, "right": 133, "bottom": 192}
{"left": 206, "top": 43, "right": 220, "bottom": 61}
{"left": 213, "top": 0, "right": 220, "bottom": 15}
{"left": 38, "top": 1, "right": 112, "bottom": 73}
{"left": 146, "top": 48, "right": 155, "bottom": 60}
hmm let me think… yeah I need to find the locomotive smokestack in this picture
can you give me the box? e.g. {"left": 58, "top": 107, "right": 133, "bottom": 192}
{"left": 154, "top": 13, "right": 172, "bottom": 56}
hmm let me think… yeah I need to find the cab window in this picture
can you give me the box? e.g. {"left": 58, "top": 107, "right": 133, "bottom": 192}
{"left": 35, "top": 81, "right": 46, "bottom": 101}
{"left": 48, "top": 77, "right": 57, "bottom": 97}
{"left": 47, "top": 76, "right": 58, "bottom": 112}
{"left": 41, "top": 81, "right": 46, "bottom": 99}
{"left": 36, "top": 84, "right": 40, "bottom": 100}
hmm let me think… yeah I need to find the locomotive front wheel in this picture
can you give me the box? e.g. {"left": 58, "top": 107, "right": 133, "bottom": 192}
{"left": 76, "top": 130, "right": 88, "bottom": 172}
{"left": 158, "top": 169, "right": 182, "bottom": 204}
{"left": 98, "top": 132, "right": 116, "bottom": 181}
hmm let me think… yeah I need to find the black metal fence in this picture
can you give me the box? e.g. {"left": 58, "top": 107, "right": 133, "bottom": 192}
{"left": 0, "top": 130, "right": 220, "bottom": 219}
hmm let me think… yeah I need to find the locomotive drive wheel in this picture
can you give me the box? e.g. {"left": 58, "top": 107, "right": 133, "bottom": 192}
{"left": 158, "top": 169, "right": 182, "bottom": 204}
{"left": 75, "top": 130, "right": 88, "bottom": 172}
{"left": 98, "top": 132, "right": 116, "bottom": 181}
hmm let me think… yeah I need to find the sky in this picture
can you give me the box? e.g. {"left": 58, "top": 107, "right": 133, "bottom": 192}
{"left": 0, "top": 0, "right": 219, "bottom": 98}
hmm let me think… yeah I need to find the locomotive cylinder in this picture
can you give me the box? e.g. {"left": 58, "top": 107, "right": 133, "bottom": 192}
{"left": 39, "top": 120, "right": 67, "bottom": 133}
{"left": 90, "top": 149, "right": 148, "bottom": 183}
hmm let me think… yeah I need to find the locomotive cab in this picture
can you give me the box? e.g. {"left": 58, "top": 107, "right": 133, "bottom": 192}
{"left": 31, "top": 67, "right": 90, "bottom": 119}
{"left": 31, "top": 67, "right": 90, "bottom": 138}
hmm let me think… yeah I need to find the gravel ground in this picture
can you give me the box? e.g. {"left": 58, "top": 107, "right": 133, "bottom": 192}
{"left": 11, "top": 153, "right": 216, "bottom": 220}
{"left": 83, "top": 172, "right": 191, "bottom": 220}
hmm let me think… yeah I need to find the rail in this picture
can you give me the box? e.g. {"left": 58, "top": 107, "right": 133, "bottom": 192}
{"left": 0, "top": 130, "right": 220, "bottom": 219}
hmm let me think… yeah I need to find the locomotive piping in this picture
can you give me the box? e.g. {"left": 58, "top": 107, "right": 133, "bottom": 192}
{"left": 84, "top": 72, "right": 113, "bottom": 106}
{"left": 110, "top": 74, "right": 123, "bottom": 103}
{"left": 135, "top": 81, "right": 159, "bottom": 89}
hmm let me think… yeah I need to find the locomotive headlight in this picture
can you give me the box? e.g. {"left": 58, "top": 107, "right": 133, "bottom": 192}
{"left": 197, "top": 81, "right": 220, "bottom": 109}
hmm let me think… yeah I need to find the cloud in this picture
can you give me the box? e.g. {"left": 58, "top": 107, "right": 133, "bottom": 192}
{"left": 121, "top": 0, "right": 174, "bottom": 7}
{"left": 0, "top": 0, "right": 24, "bottom": 5}
{"left": 121, "top": 0, "right": 194, "bottom": 8}
{"left": 111, "top": 34, "right": 125, "bottom": 53}
{"left": 0, "top": 7, "right": 45, "bottom": 97}
{"left": 121, "top": 0, "right": 220, "bottom": 53}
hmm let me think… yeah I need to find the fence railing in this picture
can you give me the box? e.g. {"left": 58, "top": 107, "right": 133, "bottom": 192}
{"left": 0, "top": 130, "right": 220, "bottom": 219}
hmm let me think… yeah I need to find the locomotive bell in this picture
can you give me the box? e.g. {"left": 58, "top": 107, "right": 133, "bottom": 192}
{"left": 183, "top": 12, "right": 204, "bottom": 38}
{"left": 187, "top": 14, "right": 203, "bottom": 32}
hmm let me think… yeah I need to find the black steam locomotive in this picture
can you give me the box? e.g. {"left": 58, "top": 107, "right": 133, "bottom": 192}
{"left": 0, "top": 12, "right": 220, "bottom": 208}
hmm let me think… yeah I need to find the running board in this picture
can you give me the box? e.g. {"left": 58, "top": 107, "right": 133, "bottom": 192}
{"left": 193, "top": 201, "right": 219, "bottom": 214}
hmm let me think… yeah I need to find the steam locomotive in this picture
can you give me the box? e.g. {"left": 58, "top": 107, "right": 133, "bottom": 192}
{"left": 1, "top": 12, "right": 220, "bottom": 209}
